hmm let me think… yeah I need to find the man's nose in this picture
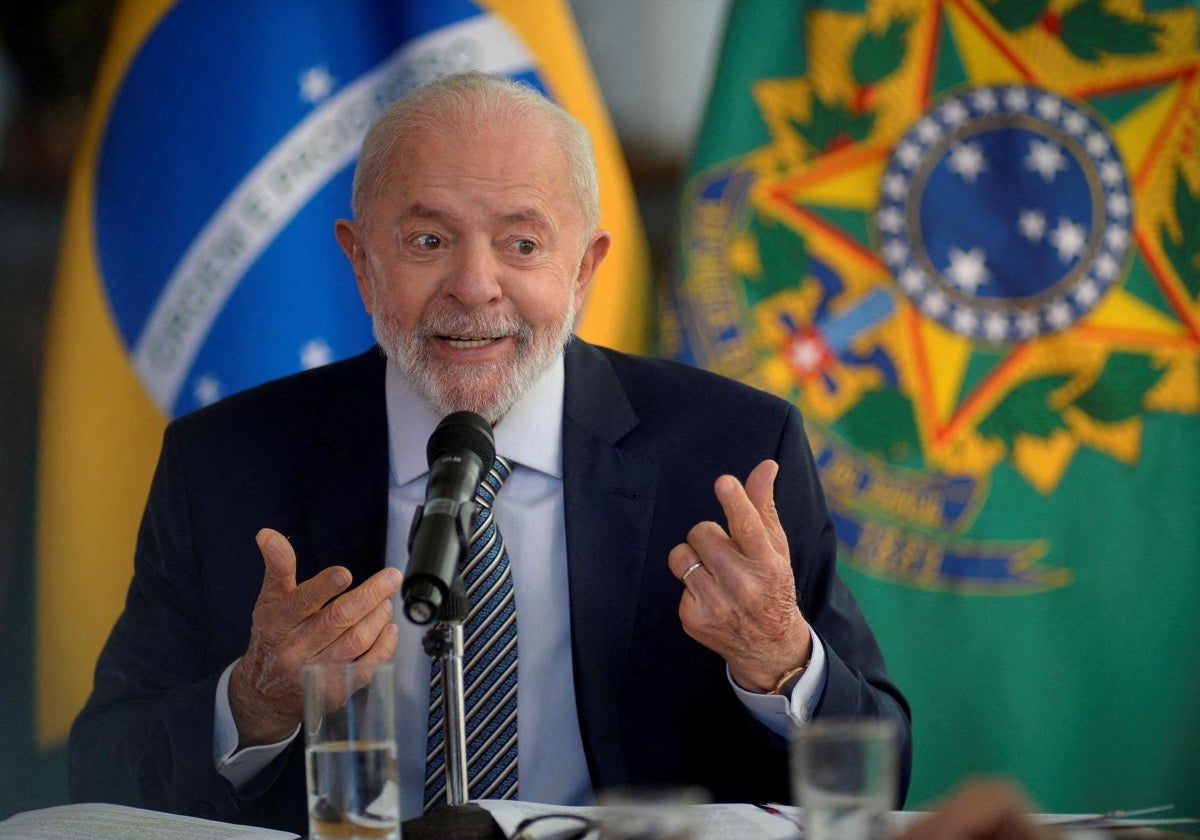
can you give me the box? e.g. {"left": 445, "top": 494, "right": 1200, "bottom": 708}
{"left": 442, "top": 243, "right": 503, "bottom": 307}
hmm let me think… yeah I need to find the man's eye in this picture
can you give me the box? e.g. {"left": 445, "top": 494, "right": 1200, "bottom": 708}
{"left": 511, "top": 239, "right": 537, "bottom": 256}
{"left": 412, "top": 233, "right": 442, "bottom": 250}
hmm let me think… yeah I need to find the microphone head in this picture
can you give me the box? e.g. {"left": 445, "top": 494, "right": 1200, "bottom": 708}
{"left": 427, "top": 410, "right": 495, "bottom": 468}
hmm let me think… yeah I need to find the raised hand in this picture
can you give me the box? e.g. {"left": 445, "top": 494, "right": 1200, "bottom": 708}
{"left": 668, "top": 459, "right": 813, "bottom": 693}
{"left": 228, "top": 528, "right": 402, "bottom": 746}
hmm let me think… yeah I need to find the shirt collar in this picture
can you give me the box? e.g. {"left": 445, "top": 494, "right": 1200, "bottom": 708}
{"left": 385, "top": 353, "right": 565, "bottom": 486}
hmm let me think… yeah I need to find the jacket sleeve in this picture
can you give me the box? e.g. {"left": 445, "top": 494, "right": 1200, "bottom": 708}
{"left": 66, "top": 423, "right": 294, "bottom": 824}
{"left": 776, "top": 403, "right": 914, "bottom": 805}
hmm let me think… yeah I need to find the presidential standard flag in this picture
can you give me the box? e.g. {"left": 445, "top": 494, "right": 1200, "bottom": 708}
{"left": 666, "top": 0, "right": 1200, "bottom": 818}
{"left": 35, "top": 0, "right": 648, "bottom": 752}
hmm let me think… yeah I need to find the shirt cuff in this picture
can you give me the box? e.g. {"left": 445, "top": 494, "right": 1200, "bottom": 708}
{"left": 213, "top": 659, "right": 300, "bottom": 789}
{"left": 730, "top": 631, "right": 828, "bottom": 739}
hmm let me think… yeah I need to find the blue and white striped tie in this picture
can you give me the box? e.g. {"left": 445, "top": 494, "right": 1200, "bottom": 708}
{"left": 424, "top": 456, "right": 518, "bottom": 809}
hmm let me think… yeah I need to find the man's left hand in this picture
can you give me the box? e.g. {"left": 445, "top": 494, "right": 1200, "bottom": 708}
{"left": 668, "top": 459, "right": 813, "bottom": 693}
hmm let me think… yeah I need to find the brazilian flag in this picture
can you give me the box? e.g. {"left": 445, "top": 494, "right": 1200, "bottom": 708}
{"left": 667, "top": 0, "right": 1200, "bottom": 819}
{"left": 4, "top": 0, "right": 648, "bottom": 819}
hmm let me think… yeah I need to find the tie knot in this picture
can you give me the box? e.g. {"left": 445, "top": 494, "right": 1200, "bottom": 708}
{"left": 475, "top": 456, "right": 512, "bottom": 509}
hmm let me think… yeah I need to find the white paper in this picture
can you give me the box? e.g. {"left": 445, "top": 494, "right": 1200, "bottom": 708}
{"left": 478, "top": 799, "right": 800, "bottom": 840}
{"left": 480, "top": 800, "right": 1200, "bottom": 840}
{"left": 0, "top": 803, "right": 300, "bottom": 840}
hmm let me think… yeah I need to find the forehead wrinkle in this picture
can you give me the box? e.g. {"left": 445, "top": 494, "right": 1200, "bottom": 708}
{"left": 399, "top": 200, "right": 558, "bottom": 234}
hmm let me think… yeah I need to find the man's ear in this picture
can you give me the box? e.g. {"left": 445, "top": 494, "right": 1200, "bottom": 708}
{"left": 573, "top": 229, "right": 612, "bottom": 311}
{"left": 334, "top": 218, "right": 373, "bottom": 313}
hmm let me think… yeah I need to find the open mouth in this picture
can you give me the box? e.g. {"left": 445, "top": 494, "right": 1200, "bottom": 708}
{"left": 442, "top": 335, "right": 502, "bottom": 348}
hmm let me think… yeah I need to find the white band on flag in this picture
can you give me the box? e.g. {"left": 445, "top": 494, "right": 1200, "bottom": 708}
{"left": 131, "top": 14, "right": 535, "bottom": 412}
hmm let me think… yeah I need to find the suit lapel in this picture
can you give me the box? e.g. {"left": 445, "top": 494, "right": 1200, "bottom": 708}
{"left": 300, "top": 349, "right": 390, "bottom": 586}
{"left": 562, "top": 339, "right": 656, "bottom": 786}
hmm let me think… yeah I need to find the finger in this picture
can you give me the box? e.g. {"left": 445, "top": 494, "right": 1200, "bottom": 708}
{"left": 743, "top": 460, "right": 788, "bottom": 557}
{"left": 354, "top": 617, "right": 401, "bottom": 667}
{"left": 672, "top": 544, "right": 705, "bottom": 590}
{"left": 713, "top": 473, "right": 776, "bottom": 566}
{"left": 255, "top": 528, "right": 299, "bottom": 600}
{"left": 668, "top": 541, "right": 704, "bottom": 580}
{"left": 316, "top": 598, "right": 398, "bottom": 662}
{"left": 360, "top": 621, "right": 400, "bottom": 664}
{"left": 681, "top": 520, "right": 736, "bottom": 582}
{"left": 287, "top": 565, "right": 354, "bottom": 621}
{"left": 316, "top": 567, "right": 403, "bottom": 635}
{"left": 335, "top": 623, "right": 402, "bottom": 702}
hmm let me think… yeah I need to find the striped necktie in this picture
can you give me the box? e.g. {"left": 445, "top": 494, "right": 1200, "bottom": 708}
{"left": 424, "top": 456, "right": 518, "bottom": 809}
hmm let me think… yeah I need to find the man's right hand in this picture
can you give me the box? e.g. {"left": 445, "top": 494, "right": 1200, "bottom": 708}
{"left": 228, "top": 527, "right": 402, "bottom": 747}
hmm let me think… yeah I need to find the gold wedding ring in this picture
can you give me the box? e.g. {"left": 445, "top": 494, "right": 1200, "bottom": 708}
{"left": 681, "top": 561, "right": 704, "bottom": 582}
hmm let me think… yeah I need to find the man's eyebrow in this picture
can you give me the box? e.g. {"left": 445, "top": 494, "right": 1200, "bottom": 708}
{"left": 402, "top": 203, "right": 450, "bottom": 220}
{"left": 497, "top": 208, "right": 556, "bottom": 231}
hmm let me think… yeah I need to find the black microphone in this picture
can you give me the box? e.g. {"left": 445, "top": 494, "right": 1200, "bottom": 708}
{"left": 402, "top": 411, "right": 496, "bottom": 625}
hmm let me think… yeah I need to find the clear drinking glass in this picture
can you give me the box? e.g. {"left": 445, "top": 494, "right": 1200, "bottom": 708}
{"left": 791, "top": 718, "right": 897, "bottom": 840}
{"left": 303, "top": 661, "right": 400, "bottom": 840}
{"left": 595, "top": 785, "right": 709, "bottom": 839}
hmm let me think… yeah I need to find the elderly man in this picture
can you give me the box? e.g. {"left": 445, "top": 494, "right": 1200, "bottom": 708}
{"left": 69, "top": 71, "right": 911, "bottom": 835}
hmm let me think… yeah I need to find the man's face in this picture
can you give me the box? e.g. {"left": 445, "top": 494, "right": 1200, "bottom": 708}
{"left": 336, "top": 114, "right": 610, "bottom": 423}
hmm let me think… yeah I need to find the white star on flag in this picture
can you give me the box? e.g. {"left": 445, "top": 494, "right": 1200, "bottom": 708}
{"left": 924, "top": 290, "right": 949, "bottom": 317}
{"left": 897, "top": 141, "right": 922, "bottom": 169}
{"left": 876, "top": 206, "right": 904, "bottom": 234}
{"left": 971, "top": 88, "right": 999, "bottom": 113}
{"left": 948, "top": 141, "right": 987, "bottom": 183}
{"left": 917, "top": 117, "right": 942, "bottom": 143}
{"left": 1026, "top": 139, "right": 1068, "bottom": 182}
{"left": 1074, "top": 278, "right": 1101, "bottom": 306}
{"left": 1015, "top": 310, "right": 1040, "bottom": 337}
{"left": 1100, "top": 161, "right": 1124, "bottom": 187}
{"left": 298, "top": 66, "right": 335, "bottom": 104}
{"left": 300, "top": 338, "right": 333, "bottom": 369}
{"left": 883, "top": 173, "right": 907, "bottom": 200}
{"left": 882, "top": 239, "right": 910, "bottom": 264}
{"left": 1018, "top": 209, "right": 1047, "bottom": 242}
{"left": 1049, "top": 218, "right": 1087, "bottom": 263}
{"left": 1035, "top": 94, "right": 1063, "bottom": 121}
{"left": 1046, "top": 300, "right": 1073, "bottom": 329}
{"left": 938, "top": 99, "right": 969, "bottom": 126}
{"left": 194, "top": 375, "right": 221, "bottom": 406}
{"left": 1105, "top": 224, "right": 1130, "bottom": 250}
{"left": 1063, "top": 110, "right": 1088, "bottom": 135}
{"left": 946, "top": 246, "right": 990, "bottom": 293}
{"left": 984, "top": 312, "right": 1009, "bottom": 341}
{"left": 1004, "top": 87, "right": 1030, "bottom": 111}
{"left": 951, "top": 306, "right": 978, "bottom": 334}
{"left": 899, "top": 267, "right": 924, "bottom": 293}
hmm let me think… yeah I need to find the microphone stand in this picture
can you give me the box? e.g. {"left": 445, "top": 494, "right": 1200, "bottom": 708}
{"left": 421, "top": 576, "right": 471, "bottom": 807}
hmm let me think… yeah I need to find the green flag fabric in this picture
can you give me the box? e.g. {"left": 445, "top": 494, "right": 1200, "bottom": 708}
{"left": 666, "top": 0, "right": 1200, "bottom": 818}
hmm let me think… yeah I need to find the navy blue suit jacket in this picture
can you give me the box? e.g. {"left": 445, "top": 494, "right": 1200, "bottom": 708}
{"left": 69, "top": 340, "right": 911, "bottom": 835}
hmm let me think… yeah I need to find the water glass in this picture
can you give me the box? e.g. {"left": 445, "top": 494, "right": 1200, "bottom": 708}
{"left": 303, "top": 661, "right": 400, "bottom": 840}
{"left": 791, "top": 718, "right": 897, "bottom": 840}
{"left": 596, "top": 785, "right": 709, "bottom": 839}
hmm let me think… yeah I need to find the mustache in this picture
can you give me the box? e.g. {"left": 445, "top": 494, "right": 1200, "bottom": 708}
{"left": 412, "top": 310, "right": 534, "bottom": 342}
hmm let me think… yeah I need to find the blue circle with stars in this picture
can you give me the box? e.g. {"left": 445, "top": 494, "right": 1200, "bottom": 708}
{"left": 875, "top": 84, "right": 1132, "bottom": 343}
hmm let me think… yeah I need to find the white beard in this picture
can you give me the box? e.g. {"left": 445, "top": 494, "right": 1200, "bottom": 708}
{"left": 372, "top": 299, "right": 575, "bottom": 424}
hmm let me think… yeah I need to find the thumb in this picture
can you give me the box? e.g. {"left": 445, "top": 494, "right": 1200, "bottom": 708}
{"left": 255, "top": 527, "right": 298, "bottom": 602}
